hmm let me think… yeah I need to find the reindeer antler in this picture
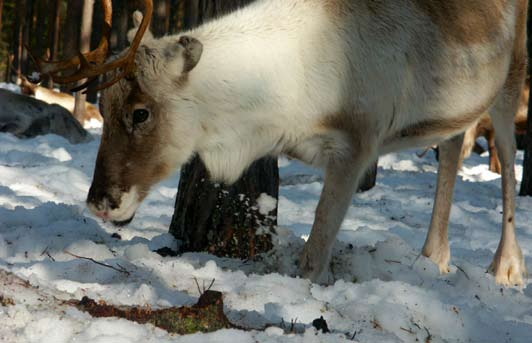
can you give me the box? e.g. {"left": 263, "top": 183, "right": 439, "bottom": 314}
{"left": 26, "top": 0, "right": 153, "bottom": 92}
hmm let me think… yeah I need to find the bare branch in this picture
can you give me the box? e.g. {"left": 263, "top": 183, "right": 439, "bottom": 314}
{"left": 64, "top": 250, "right": 130, "bottom": 276}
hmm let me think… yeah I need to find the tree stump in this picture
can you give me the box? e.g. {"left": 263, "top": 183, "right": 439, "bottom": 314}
{"left": 170, "top": 156, "right": 278, "bottom": 259}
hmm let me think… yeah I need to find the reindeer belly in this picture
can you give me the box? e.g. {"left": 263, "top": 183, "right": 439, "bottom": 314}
{"left": 375, "top": 48, "right": 510, "bottom": 155}
{"left": 379, "top": 113, "right": 481, "bottom": 156}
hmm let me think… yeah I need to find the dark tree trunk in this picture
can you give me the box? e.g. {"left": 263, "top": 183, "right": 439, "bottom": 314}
{"left": 152, "top": 0, "right": 168, "bottom": 36}
{"left": 44, "top": 0, "right": 62, "bottom": 89}
{"left": 90, "top": 0, "right": 104, "bottom": 51}
{"left": 32, "top": 0, "right": 48, "bottom": 60}
{"left": 21, "top": 0, "right": 34, "bottom": 75}
{"left": 111, "top": 0, "right": 130, "bottom": 51}
{"left": 165, "top": 0, "right": 172, "bottom": 34}
{"left": 86, "top": 0, "right": 104, "bottom": 103}
{"left": 51, "top": 0, "right": 62, "bottom": 61}
{"left": 63, "top": 0, "right": 82, "bottom": 58}
{"left": 520, "top": 4, "right": 532, "bottom": 196}
{"left": 169, "top": 0, "right": 279, "bottom": 259}
{"left": 0, "top": 0, "right": 4, "bottom": 36}
{"left": 13, "top": 0, "right": 26, "bottom": 80}
{"left": 73, "top": 0, "right": 95, "bottom": 122}
{"left": 61, "top": 0, "right": 83, "bottom": 91}
{"left": 169, "top": 0, "right": 182, "bottom": 33}
{"left": 520, "top": 94, "right": 532, "bottom": 196}
{"left": 183, "top": 0, "right": 200, "bottom": 30}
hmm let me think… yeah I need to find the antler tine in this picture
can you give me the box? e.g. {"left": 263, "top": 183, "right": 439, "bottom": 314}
{"left": 74, "top": 0, "right": 153, "bottom": 91}
{"left": 72, "top": 0, "right": 153, "bottom": 91}
{"left": 26, "top": 0, "right": 113, "bottom": 82}
{"left": 26, "top": 0, "right": 153, "bottom": 91}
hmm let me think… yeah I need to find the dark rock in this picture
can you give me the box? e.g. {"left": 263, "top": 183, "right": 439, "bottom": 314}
{"left": 0, "top": 89, "right": 92, "bottom": 144}
{"left": 312, "top": 316, "right": 330, "bottom": 333}
{"left": 111, "top": 233, "right": 122, "bottom": 240}
{"left": 154, "top": 247, "right": 179, "bottom": 257}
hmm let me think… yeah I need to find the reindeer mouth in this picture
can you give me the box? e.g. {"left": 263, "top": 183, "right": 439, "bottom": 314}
{"left": 87, "top": 185, "right": 141, "bottom": 226}
{"left": 112, "top": 215, "right": 135, "bottom": 227}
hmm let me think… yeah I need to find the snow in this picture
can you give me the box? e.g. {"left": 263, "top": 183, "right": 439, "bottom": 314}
{"left": 257, "top": 193, "right": 278, "bottom": 215}
{"left": 0, "top": 83, "right": 20, "bottom": 94}
{"left": 0, "top": 126, "right": 532, "bottom": 342}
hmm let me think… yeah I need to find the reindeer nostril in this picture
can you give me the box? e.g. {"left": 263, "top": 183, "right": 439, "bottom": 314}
{"left": 95, "top": 211, "right": 109, "bottom": 219}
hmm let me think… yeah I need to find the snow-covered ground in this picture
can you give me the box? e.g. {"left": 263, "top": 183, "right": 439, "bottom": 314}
{"left": 1, "top": 120, "right": 532, "bottom": 342}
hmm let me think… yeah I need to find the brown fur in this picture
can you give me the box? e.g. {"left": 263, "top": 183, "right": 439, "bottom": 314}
{"left": 505, "top": 0, "right": 528, "bottom": 94}
{"left": 322, "top": 104, "right": 495, "bottom": 157}
{"left": 398, "top": 111, "right": 484, "bottom": 139}
{"left": 380, "top": 101, "right": 496, "bottom": 150}
{"left": 459, "top": 0, "right": 528, "bottom": 174}
{"left": 515, "top": 80, "right": 529, "bottom": 133}
{"left": 412, "top": 0, "right": 508, "bottom": 45}
{"left": 88, "top": 80, "right": 173, "bottom": 208}
{"left": 463, "top": 78, "right": 529, "bottom": 174}
{"left": 321, "top": 0, "right": 353, "bottom": 18}
{"left": 319, "top": 111, "right": 371, "bottom": 149}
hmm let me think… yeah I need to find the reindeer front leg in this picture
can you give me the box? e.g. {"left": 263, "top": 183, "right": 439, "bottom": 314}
{"left": 300, "top": 154, "right": 370, "bottom": 283}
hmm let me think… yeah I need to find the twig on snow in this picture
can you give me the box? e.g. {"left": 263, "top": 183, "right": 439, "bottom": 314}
{"left": 424, "top": 327, "right": 433, "bottom": 343}
{"left": 193, "top": 277, "right": 202, "bottom": 296}
{"left": 40, "top": 247, "right": 56, "bottom": 261}
{"left": 350, "top": 330, "right": 359, "bottom": 340}
{"left": 193, "top": 277, "right": 216, "bottom": 296}
{"left": 400, "top": 327, "right": 415, "bottom": 334}
{"left": 456, "top": 265, "right": 470, "bottom": 280}
{"left": 64, "top": 250, "right": 130, "bottom": 276}
{"left": 371, "top": 318, "right": 383, "bottom": 330}
{"left": 290, "top": 318, "right": 298, "bottom": 333}
{"left": 206, "top": 278, "right": 216, "bottom": 292}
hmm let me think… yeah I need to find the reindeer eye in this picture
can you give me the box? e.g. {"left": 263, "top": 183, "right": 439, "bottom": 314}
{"left": 132, "top": 109, "right": 150, "bottom": 124}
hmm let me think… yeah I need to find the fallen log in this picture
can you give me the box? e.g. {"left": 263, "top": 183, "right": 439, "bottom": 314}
{"left": 68, "top": 290, "right": 233, "bottom": 335}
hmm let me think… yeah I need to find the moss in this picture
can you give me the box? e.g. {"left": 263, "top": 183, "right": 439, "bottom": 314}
{"left": 149, "top": 303, "right": 229, "bottom": 334}
{"left": 72, "top": 290, "right": 232, "bottom": 335}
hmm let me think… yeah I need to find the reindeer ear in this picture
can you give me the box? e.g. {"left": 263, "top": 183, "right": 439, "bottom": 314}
{"left": 133, "top": 10, "right": 143, "bottom": 28}
{"left": 178, "top": 36, "right": 203, "bottom": 73}
{"left": 128, "top": 11, "right": 153, "bottom": 44}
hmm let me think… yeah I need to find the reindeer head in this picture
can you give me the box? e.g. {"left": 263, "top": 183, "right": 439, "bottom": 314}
{"left": 28, "top": 1, "right": 203, "bottom": 225}
{"left": 88, "top": 35, "right": 204, "bottom": 225}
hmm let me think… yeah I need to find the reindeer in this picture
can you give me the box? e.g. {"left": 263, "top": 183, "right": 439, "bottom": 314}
{"left": 18, "top": 75, "right": 103, "bottom": 127}
{"left": 461, "top": 78, "right": 529, "bottom": 173}
{"left": 30, "top": 0, "right": 528, "bottom": 286}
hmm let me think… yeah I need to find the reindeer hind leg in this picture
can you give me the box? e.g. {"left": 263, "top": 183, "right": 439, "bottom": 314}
{"left": 422, "top": 133, "right": 464, "bottom": 273}
{"left": 487, "top": 82, "right": 527, "bottom": 286}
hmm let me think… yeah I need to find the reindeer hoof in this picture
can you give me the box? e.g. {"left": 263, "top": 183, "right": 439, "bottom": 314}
{"left": 299, "top": 243, "right": 328, "bottom": 283}
{"left": 488, "top": 244, "right": 528, "bottom": 286}
{"left": 422, "top": 242, "right": 451, "bottom": 274}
